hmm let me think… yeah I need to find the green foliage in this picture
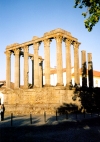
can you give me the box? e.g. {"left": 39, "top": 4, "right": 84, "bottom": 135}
{"left": 74, "top": 0, "right": 100, "bottom": 31}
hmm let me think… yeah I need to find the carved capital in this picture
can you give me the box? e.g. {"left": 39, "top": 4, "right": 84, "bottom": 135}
{"left": 73, "top": 42, "right": 80, "bottom": 49}
{"left": 33, "top": 42, "right": 40, "bottom": 50}
{"left": 6, "top": 51, "right": 11, "bottom": 58}
{"left": 44, "top": 39, "right": 51, "bottom": 47}
{"left": 14, "top": 48, "right": 20, "bottom": 55}
{"left": 23, "top": 46, "right": 29, "bottom": 52}
{"left": 65, "top": 39, "right": 72, "bottom": 47}
{"left": 55, "top": 35, "right": 63, "bottom": 43}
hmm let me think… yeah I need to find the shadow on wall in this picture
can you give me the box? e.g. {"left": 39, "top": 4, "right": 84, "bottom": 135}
{"left": 71, "top": 59, "right": 99, "bottom": 113}
{"left": 82, "top": 62, "right": 87, "bottom": 87}
{"left": 88, "top": 61, "right": 93, "bottom": 88}
{"left": 72, "top": 86, "right": 100, "bottom": 113}
{"left": 57, "top": 103, "right": 78, "bottom": 115}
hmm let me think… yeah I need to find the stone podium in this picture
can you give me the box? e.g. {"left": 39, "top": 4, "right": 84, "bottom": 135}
{"left": 3, "top": 28, "right": 82, "bottom": 114}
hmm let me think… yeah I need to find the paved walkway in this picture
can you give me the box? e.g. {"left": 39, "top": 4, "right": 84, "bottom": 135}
{"left": 0, "top": 113, "right": 100, "bottom": 142}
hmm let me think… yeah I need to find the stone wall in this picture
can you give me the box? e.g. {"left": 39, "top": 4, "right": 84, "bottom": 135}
{"left": 2, "top": 87, "right": 81, "bottom": 115}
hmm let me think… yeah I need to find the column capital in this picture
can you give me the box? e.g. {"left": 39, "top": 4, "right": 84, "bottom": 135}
{"left": 73, "top": 42, "right": 80, "bottom": 48}
{"left": 33, "top": 42, "right": 40, "bottom": 50}
{"left": 5, "top": 50, "right": 11, "bottom": 57}
{"left": 65, "top": 39, "right": 72, "bottom": 47}
{"left": 23, "top": 46, "right": 29, "bottom": 52}
{"left": 14, "top": 48, "right": 20, "bottom": 55}
{"left": 55, "top": 35, "right": 63, "bottom": 43}
{"left": 43, "top": 39, "right": 51, "bottom": 47}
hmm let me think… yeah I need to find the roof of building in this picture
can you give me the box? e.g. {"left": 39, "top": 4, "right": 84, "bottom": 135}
{"left": 50, "top": 68, "right": 100, "bottom": 77}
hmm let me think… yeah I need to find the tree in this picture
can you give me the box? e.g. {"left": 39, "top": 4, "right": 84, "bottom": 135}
{"left": 74, "top": 0, "right": 100, "bottom": 31}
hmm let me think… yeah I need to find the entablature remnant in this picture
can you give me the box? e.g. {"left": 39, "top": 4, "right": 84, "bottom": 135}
{"left": 5, "top": 28, "right": 81, "bottom": 51}
{"left": 5, "top": 49, "right": 43, "bottom": 61}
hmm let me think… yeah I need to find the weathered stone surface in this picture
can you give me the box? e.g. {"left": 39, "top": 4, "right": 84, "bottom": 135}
{"left": 2, "top": 87, "right": 81, "bottom": 115}
{"left": 4, "top": 29, "right": 81, "bottom": 114}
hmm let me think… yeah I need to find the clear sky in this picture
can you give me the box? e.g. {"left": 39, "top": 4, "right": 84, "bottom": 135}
{"left": 0, "top": 0, "right": 100, "bottom": 83}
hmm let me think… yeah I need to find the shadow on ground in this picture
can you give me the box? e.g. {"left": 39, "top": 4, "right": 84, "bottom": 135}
{"left": 0, "top": 116, "right": 100, "bottom": 142}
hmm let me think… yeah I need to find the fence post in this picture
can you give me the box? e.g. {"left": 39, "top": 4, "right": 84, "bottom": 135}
{"left": 11, "top": 113, "right": 13, "bottom": 126}
{"left": 66, "top": 110, "right": 68, "bottom": 119}
{"left": 91, "top": 109, "right": 92, "bottom": 117}
{"left": 44, "top": 111, "right": 46, "bottom": 123}
{"left": 97, "top": 108, "right": 99, "bottom": 117}
{"left": 56, "top": 110, "right": 58, "bottom": 121}
{"left": 30, "top": 113, "right": 32, "bottom": 124}
{"left": 84, "top": 109, "right": 85, "bottom": 118}
{"left": 76, "top": 110, "right": 77, "bottom": 119}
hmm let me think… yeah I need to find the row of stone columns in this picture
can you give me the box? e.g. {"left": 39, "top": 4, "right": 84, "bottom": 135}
{"left": 81, "top": 51, "right": 93, "bottom": 87}
{"left": 5, "top": 46, "right": 41, "bottom": 89}
{"left": 5, "top": 37, "right": 80, "bottom": 89}
{"left": 43, "top": 36, "right": 80, "bottom": 87}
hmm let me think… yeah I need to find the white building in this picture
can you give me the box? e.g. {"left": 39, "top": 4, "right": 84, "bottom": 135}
{"left": 43, "top": 67, "right": 100, "bottom": 87}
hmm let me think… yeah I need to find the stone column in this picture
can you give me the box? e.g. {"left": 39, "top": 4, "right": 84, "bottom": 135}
{"left": 88, "top": 53, "right": 93, "bottom": 87}
{"left": 33, "top": 42, "right": 40, "bottom": 87}
{"left": 56, "top": 35, "right": 63, "bottom": 86}
{"left": 14, "top": 48, "right": 20, "bottom": 89}
{"left": 73, "top": 42, "right": 80, "bottom": 85}
{"left": 81, "top": 50, "right": 87, "bottom": 87}
{"left": 6, "top": 51, "right": 11, "bottom": 88}
{"left": 31, "top": 57, "right": 34, "bottom": 87}
{"left": 44, "top": 39, "right": 51, "bottom": 86}
{"left": 24, "top": 46, "right": 29, "bottom": 89}
{"left": 39, "top": 58, "right": 42, "bottom": 88}
{"left": 65, "top": 39, "right": 72, "bottom": 86}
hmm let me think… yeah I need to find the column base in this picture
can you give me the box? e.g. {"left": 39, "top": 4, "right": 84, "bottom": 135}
{"left": 33, "top": 85, "right": 40, "bottom": 88}
{"left": 14, "top": 87, "right": 20, "bottom": 90}
{"left": 14, "top": 86, "right": 20, "bottom": 89}
{"left": 56, "top": 83, "right": 64, "bottom": 86}
{"left": 24, "top": 86, "right": 28, "bottom": 89}
{"left": 44, "top": 84, "right": 51, "bottom": 87}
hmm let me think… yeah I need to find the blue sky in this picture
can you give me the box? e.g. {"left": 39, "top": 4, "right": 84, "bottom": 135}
{"left": 0, "top": 0, "right": 100, "bottom": 83}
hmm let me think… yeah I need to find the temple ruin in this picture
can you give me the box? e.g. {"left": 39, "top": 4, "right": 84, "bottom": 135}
{"left": 2, "top": 28, "right": 93, "bottom": 114}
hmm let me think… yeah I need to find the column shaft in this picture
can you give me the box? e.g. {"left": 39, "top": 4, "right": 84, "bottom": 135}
{"left": 6, "top": 51, "right": 11, "bottom": 88}
{"left": 24, "top": 46, "right": 29, "bottom": 89}
{"left": 88, "top": 53, "right": 93, "bottom": 87}
{"left": 14, "top": 48, "right": 20, "bottom": 89}
{"left": 81, "top": 50, "right": 87, "bottom": 87}
{"left": 74, "top": 42, "right": 80, "bottom": 85}
{"left": 39, "top": 59, "right": 42, "bottom": 88}
{"left": 65, "top": 39, "right": 71, "bottom": 86}
{"left": 32, "top": 58, "right": 34, "bottom": 87}
{"left": 56, "top": 36, "right": 63, "bottom": 86}
{"left": 33, "top": 43, "right": 39, "bottom": 87}
{"left": 44, "top": 39, "right": 51, "bottom": 86}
